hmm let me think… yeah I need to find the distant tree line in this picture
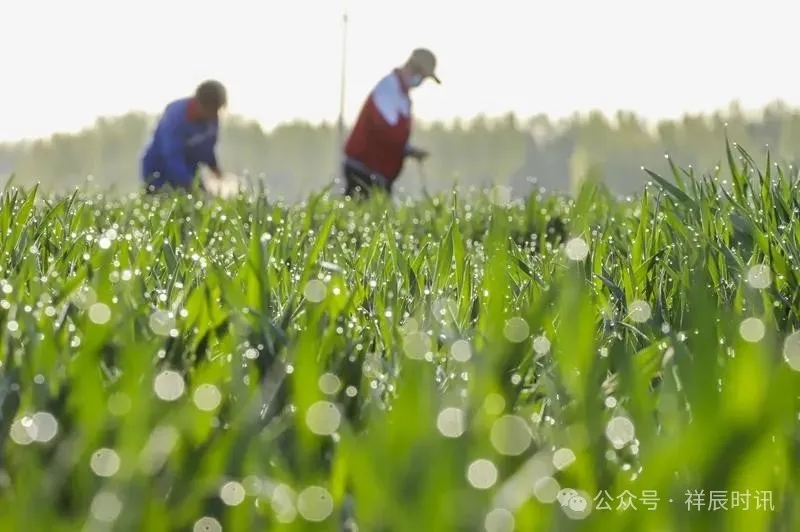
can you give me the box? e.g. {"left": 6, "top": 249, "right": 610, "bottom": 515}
{"left": 2, "top": 100, "right": 799, "bottom": 199}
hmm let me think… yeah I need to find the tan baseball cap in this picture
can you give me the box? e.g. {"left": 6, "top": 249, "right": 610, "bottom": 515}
{"left": 408, "top": 48, "right": 440, "bottom": 84}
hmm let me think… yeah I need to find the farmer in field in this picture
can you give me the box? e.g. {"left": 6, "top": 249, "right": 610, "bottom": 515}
{"left": 140, "top": 80, "right": 227, "bottom": 194}
{"left": 342, "top": 48, "right": 439, "bottom": 199}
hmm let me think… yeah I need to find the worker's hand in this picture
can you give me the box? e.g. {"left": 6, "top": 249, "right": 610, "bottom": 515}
{"left": 406, "top": 147, "right": 430, "bottom": 161}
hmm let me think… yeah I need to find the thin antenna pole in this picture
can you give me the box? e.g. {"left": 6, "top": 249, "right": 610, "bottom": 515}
{"left": 336, "top": 4, "right": 349, "bottom": 154}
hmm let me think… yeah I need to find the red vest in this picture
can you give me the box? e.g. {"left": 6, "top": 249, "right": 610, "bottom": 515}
{"left": 344, "top": 69, "right": 411, "bottom": 182}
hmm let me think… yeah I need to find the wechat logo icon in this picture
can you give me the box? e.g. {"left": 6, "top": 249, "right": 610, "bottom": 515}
{"left": 557, "top": 488, "right": 592, "bottom": 520}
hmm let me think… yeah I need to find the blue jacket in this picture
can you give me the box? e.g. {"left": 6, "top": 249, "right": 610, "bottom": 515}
{"left": 141, "top": 98, "right": 219, "bottom": 190}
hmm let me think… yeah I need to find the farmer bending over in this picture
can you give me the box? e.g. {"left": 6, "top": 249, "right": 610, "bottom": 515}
{"left": 342, "top": 48, "right": 439, "bottom": 199}
{"left": 141, "top": 80, "right": 227, "bottom": 194}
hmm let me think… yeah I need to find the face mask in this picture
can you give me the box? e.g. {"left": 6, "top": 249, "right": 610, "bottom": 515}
{"left": 407, "top": 74, "right": 423, "bottom": 88}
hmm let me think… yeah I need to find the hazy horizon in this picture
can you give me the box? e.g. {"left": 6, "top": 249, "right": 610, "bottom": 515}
{"left": 4, "top": 0, "right": 800, "bottom": 143}
{"left": 2, "top": 98, "right": 796, "bottom": 145}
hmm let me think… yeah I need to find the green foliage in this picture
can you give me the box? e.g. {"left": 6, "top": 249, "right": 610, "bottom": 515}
{"left": 0, "top": 145, "right": 798, "bottom": 531}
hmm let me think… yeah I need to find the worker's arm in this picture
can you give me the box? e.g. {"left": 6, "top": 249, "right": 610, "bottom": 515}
{"left": 404, "top": 144, "right": 429, "bottom": 160}
{"left": 157, "top": 106, "right": 195, "bottom": 188}
{"left": 201, "top": 122, "right": 222, "bottom": 177}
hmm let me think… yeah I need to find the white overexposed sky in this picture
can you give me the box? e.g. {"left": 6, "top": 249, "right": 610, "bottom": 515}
{"left": 1, "top": 0, "right": 799, "bottom": 142}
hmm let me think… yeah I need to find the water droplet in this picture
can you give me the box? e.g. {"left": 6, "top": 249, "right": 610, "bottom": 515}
{"left": 503, "top": 317, "right": 530, "bottom": 343}
{"left": 219, "top": 481, "right": 246, "bottom": 506}
{"left": 107, "top": 392, "right": 132, "bottom": 416}
{"left": 483, "top": 393, "right": 505, "bottom": 416}
{"left": 88, "top": 303, "right": 111, "bottom": 325}
{"left": 242, "top": 476, "right": 262, "bottom": 495}
{"left": 783, "top": 331, "right": 800, "bottom": 371}
{"left": 318, "top": 373, "right": 341, "bottom": 395}
{"left": 403, "top": 331, "right": 432, "bottom": 360}
{"left": 532, "top": 335, "right": 550, "bottom": 355}
{"left": 31, "top": 412, "right": 58, "bottom": 443}
{"left": 436, "top": 407, "right": 466, "bottom": 438}
{"left": 71, "top": 286, "right": 97, "bottom": 309}
{"left": 90, "top": 448, "right": 121, "bottom": 477}
{"left": 9, "top": 417, "right": 35, "bottom": 445}
{"left": 271, "top": 484, "right": 298, "bottom": 523}
{"left": 490, "top": 415, "right": 532, "bottom": 456}
{"left": 533, "top": 476, "right": 561, "bottom": 503}
{"left": 565, "top": 238, "right": 589, "bottom": 261}
{"left": 303, "top": 280, "right": 327, "bottom": 303}
{"left": 605, "top": 416, "right": 635, "bottom": 449}
{"left": 153, "top": 370, "right": 185, "bottom": 401}
{"left": 552, "top": 448, "right": 576, "bottom": 470}
{"left": 484, "top": 507, "right": 515, "bottom": 532}
{"left": 149, "top": 310, "right": 176, "bottom": 336}
{"left": 739, "top": 317, "right": 765, "bottom": 343}
{"left": 90, "top": 491, "right": 123, "bottom": 522}
{"left": 297, "top": 486, "right": 334, "bottom": 522}
{"left": 467, "top": 459, "right": 498, "bottom": 489}
{"left": 193, "top": 516, "right": 222, "bottom": 532}
{"left": 450, "top": 339, "right": 472, "bottom": 362}
{"left": 628, "top": 300, "right": 652, "bottom": 323}
{"left": 305, "top": 401, "right": 341, "bottom": 435}
{"left": 193, "top": 384, "right": 222, "bottom": 412}
{"left": 746, "top": 264, "right": 772, "bottom": 289}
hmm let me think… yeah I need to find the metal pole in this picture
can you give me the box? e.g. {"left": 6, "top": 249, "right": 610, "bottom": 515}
{"left": 336, "top": 4, "right": 349, "bottom": 154}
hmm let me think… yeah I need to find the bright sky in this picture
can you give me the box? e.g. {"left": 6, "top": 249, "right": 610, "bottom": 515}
{"left": 2, "top": 0, "right": 799, "bottom": 142}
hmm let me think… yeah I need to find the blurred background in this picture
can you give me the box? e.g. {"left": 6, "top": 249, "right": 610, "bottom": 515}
{"left": 2, "top": 0, "right": 799, "bottom": 199}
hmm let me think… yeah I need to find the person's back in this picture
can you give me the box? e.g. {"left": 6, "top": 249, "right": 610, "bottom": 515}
{"left": 141, "top": 80, "right": 227, "bottom": 193}
{"left": 341, "top": 48, "right": 439, "bottom": 199}
{"left": 344, "top": 70, "right": 413, "bottom": 185}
